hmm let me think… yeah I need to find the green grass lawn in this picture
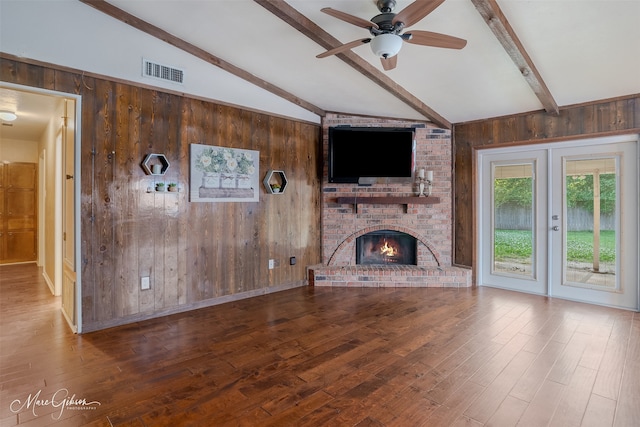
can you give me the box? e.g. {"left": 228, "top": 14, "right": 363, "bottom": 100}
{"left": 494, "top": 229, "right": 615, "bottom": 262}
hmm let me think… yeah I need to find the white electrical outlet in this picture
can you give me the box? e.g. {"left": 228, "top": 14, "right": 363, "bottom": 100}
{"left": 268, "top": 259, "right": 275, "bottom": 269}
{"left": 141, "top": 276, "right": 150, "bottom": 290}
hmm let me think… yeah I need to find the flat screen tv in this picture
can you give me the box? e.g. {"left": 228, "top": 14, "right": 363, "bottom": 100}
{"left": 328, "top": 127, "right": 415, "bottom": 184}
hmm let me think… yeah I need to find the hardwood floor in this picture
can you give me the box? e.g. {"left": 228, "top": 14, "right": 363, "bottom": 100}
{"left": 1, "top": 263, "right": 638, "bottom": 426}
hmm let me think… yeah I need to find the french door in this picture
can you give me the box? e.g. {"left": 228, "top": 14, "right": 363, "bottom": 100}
{"left": 478, "top": 136, "right": 638, "bottom": 310}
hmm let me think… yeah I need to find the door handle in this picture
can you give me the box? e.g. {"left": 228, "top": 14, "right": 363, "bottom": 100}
{"left": 552, "top": 226, "right": 560, "bottom": 231}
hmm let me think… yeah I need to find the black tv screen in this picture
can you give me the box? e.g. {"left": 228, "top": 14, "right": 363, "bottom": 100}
{"left": 328, "top": 127, "right": 415, "bottom": 183}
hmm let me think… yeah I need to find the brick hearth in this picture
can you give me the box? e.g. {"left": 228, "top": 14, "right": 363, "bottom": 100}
{"left": 309, "top": 265, "right": 471, "bottom": 288}
{"left": 312, "top": 113, "right": 471, "bottom": 288}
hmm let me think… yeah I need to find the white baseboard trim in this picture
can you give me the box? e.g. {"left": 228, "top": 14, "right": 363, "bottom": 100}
{"left": 61, "top": 308, "right": 77, "bottom": 333}
{"left": 43, "top": 270, "right": 55, "bottom": 295}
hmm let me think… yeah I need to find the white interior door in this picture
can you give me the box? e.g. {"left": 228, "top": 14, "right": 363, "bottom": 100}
{"left": 479, "top": 136, "right": 639, "bottom": 310}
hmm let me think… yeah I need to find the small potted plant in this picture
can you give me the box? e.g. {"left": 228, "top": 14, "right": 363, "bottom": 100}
{"left": 270, "top": 183, "right": 281, "bottom": 193}
{"left": 156, "top": 182, "right": 166, "bottom": 192}
{"left": 168, "top": 183, "right": 178, "bottom": 192}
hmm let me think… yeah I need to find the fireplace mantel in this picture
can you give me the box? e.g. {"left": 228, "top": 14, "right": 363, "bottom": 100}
{"left": 334, "top": 196, "right": 440, "bottom": 213}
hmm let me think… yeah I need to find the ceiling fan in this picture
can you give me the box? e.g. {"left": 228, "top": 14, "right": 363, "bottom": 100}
{"left": 317, "top": 0, "right": 467, "bottom": 70}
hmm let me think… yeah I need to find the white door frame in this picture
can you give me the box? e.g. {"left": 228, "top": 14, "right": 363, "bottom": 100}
{"left": 54, "top": 127, "right": 63, "bottom": 296}
{"left": 1, "top": 82, "right": 83, "bottom": 331}
{"left": 477, "top": 134, "right": 639, "bottom": 310}
{"left": 38, "top": 150, "right": 46, "bottom": 267}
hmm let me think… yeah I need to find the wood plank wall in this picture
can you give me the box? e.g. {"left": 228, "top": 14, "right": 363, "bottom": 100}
{"left": 1, "top": 56, "right": 322, "bottom": 332}
{"left": 452, "top": 94, "right": 640, "bottom": 268}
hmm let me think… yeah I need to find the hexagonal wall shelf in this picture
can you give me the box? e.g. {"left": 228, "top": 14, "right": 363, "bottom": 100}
{"left": 142, "top": 153, "right": 170, "bottom": 175}
{"left": 263, "top": 170, "right": 287, "bottom": 194}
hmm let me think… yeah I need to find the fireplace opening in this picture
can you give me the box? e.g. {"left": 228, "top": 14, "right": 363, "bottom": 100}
{"left": 356, "top": 230, "right": 417, "bottom": 265}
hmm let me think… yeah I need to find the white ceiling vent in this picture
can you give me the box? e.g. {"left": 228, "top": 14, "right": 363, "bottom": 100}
{"left": 142, "top": 58, "right": 184, "bottom": 84}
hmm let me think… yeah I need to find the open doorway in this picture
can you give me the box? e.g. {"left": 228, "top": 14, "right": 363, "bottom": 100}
{"left": 0, "top": 83, "right": 81, "bottom": 332}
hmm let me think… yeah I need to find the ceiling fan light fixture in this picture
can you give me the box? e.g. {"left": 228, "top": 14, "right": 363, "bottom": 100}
{"left": 370, "top": 33, "right": 403, "bottom": 58}
{"left": 0, "top": 111, "right": 17, "bottom": 121}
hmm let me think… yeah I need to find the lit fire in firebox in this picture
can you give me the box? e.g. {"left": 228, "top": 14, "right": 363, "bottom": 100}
{"left": 357, "top": 232, "right": 416, "bottom": 265}
{"left": 380, "top": 240, "right": 399, "bottom": 258}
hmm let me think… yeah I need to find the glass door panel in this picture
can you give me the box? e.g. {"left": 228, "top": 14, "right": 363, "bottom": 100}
{"left": 493, "top": 164, "right": 534, "bottom": 278}
{"left": 564, "top": 158, "right": 617, "bottom": 289}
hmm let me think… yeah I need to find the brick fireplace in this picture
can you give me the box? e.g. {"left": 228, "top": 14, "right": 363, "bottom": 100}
{"left": 309, "top": 113, "right": 471, "bottom": 288}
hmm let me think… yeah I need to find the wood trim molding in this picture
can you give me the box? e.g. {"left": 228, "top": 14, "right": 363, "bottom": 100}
{"left": 471, "top": 0, "right": 559, "bottom": 115}
{"left": 254, "top": 0, "right": 451, "bottom": 129}
{"left": 79, "top": 0, "right": 326, "bottom": 117}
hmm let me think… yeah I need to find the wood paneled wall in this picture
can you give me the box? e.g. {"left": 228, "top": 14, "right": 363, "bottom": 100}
{"left": 1, "top": 56, "right": 321, "bottom": 331}
{"left": 452, "top": 95, "right": 640, "bottom": 268}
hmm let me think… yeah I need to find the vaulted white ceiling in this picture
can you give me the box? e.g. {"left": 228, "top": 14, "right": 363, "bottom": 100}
{"left": 1, "top": 0, "right": 639, "bottom": 137}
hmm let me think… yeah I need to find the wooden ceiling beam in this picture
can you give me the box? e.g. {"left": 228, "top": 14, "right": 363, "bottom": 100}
{"left": 471, "top": 0, "right": 559, "bottom": 115}
{"left": 255, "top": 0, "right": 451, "bottom": 129}
{"left": 79, "top": 0, "right": 326, "bottom": 117}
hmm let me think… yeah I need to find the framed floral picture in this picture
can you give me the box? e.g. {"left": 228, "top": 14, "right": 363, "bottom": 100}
{"left": 190, "top": 143, "right": 259, "bottom": 202}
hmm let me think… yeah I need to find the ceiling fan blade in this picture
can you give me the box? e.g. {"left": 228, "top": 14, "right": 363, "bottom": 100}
{"left": 321, "top": 7, "right": 379, "bottom": 30}
{"left": 380, "top": 55, "right": 398, "bottom": 71}
{"left": 404, "top": 30, "right": 467, "bottom": 49}
{"left": 316, "top": 38, "right": 372, "bottom": 58}
{"left": 392, "top": 0, "right": 446, "bottom": 28}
